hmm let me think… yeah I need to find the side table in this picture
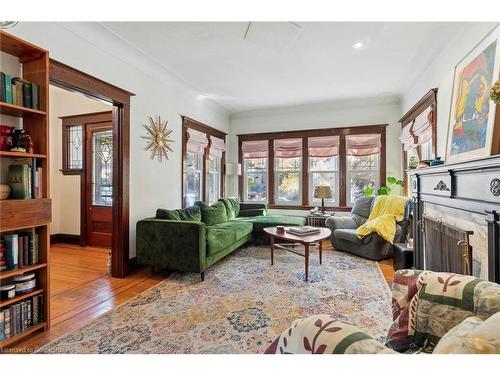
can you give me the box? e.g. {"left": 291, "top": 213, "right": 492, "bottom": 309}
{"left": 307, "top": 213, "right": 334, "bottom": 227}
{"left": 393, "top": 242, "right": 414, "bottom": 271}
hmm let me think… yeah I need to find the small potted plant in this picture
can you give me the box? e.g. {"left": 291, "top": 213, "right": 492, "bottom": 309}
{"left": 491, "top": 78, "right": 500, "bottom": 104}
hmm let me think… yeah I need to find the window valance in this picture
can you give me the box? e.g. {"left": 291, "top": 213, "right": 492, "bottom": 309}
{"left": 400, "top": 106, "right": 434, "bottom": 150}
{"left": 186, "top": 128, "right": 209, "bottom": 154}
{"left": 346, "top": 134, "right": 381, "bottom": 156}
{"left": 308, "top": 136, "right": 340, "bottom": 157}
{"left": 209, "top": 136, "right": 226, "bottom": 157}
{"left": 242, "top": 140, "right": 268, "bottom": 158}
{"left": 274, "top": 138, "right": 302, "bottom": 158}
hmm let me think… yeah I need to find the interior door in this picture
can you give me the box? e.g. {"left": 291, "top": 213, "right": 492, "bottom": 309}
{"left": 85, "top": 121, "right": 113, "bottom": 247}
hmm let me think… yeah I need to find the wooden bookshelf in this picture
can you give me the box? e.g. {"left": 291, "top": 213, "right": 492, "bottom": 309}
{"left": 0, "top": 31, "right": 50, "bottom": 348}
{"left": 0, "top": 289, "right": 44, "bottom": 309}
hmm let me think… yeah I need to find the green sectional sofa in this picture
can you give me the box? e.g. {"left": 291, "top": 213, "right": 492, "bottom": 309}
{"left": 136, "top": 198, "right": 306, "bottom": 280}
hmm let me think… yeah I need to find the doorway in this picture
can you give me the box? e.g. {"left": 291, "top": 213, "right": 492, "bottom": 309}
{"left": 50, "top": 59, "right": 134, "bottom": 278}
{"left": 85, "top": 119, "right": 113, "bottom": 247}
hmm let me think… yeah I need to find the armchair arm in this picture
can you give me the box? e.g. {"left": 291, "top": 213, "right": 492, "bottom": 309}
{"left": 136, "top": 218, "right": 207, "bottom": 272}
{"left": 325, "top": 216, "right": 358, "bottom": 231}
{"left": 265, "top": 314, "right": 395, "bottom": 354}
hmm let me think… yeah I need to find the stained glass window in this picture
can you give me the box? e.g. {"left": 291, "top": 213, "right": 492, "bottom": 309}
{"left": 63, "top": 124, "right": 83, "bottom": 173}
{"left": 92, "top": 130, "right": 113, "bottom": 206}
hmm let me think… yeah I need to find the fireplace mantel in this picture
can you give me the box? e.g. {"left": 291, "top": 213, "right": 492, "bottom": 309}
{"left": 408, "top": 155, "right": 500, "bottom": 282}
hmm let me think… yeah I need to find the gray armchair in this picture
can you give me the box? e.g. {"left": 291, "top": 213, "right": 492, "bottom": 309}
{"left": 325, "top": 196, "right": 411, "bottom": 261}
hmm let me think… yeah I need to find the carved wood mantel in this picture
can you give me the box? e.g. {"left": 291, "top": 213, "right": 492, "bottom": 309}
{"left": 407, "top": 155, "right": 500, "bottom": 282}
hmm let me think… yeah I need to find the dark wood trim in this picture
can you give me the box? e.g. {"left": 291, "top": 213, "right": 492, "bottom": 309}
{"left": 50, "top": 59, "right": 134, "bottom": 278}
{"left": 338, "top": 135, "right": 347, "bottom": 207}
{"left": 237, "top": 124, "right": 387, "bottom": 141}
{"left": 268, "top": 139, "right": 275, "bottom": 205}
{"left": 238, "top": 138, "right": 243, "bottom": 200}
{"left": 238, "top": 124, "right": 386, "bottom": 208}
{"left": 380, "top": 126, "right": 387, "bottom": 186}
{"left": 400, "top": 88, "right": 438, "bottom": 194}
{"left": 50, "top": 233, "right": 81, "bottom": 246}
{"left": 302, "top": 138, "right": 309, "bottom": 205}
{"left": 181, "top": 116, "right": 226, "bottom": 207}
{"left": 181, "top": 116, "right": 227, "bottom": 139}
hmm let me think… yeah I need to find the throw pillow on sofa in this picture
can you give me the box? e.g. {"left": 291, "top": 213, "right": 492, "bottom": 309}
{"left": 195, "top": 201, "right": 228, "bottom": 226}
{"left": 433, "top": 312, "right": 500, "bottom": 354}
{"left": 220, "top": 197, "right": 240, "bottom": 220}
{"left": 156, "top": 206, "right": 201, "bottom": 222}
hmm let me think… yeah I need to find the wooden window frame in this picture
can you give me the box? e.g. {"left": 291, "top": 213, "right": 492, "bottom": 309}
{"left": 238, "top": 124, "right": 387, "bottom": 212}
{"left": 399, "top": 88, "right": 438, "bottom": 195}
{"left": 61, "top": 120, "right": 84, "bottom": 175}
{"left": 181, "top": 116, "right": 227, "bottom": 207}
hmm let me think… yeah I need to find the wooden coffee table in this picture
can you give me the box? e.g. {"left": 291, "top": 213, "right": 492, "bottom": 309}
{"left": 263, "top": 226, "right": 332, "bottom": 282}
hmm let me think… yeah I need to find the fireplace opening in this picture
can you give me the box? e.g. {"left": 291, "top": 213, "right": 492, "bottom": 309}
{"left": 421, "top": 215, "right": 473, "bottom": 275}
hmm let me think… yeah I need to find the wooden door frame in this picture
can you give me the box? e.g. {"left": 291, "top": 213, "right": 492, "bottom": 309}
{"left": 60, "top": 111, "right": 113, "bottom": 248}
{"left": 49, "top": 59, "right": 134, "bottom": 278}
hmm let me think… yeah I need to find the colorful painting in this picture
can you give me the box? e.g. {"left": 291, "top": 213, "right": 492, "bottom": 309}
{"left": 447, "top": 26, "right": 500, "bottom": 163}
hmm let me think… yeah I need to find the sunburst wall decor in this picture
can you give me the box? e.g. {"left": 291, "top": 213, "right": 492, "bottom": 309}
{"left": 142, "top": 116, "right": 174, "bottom": 162}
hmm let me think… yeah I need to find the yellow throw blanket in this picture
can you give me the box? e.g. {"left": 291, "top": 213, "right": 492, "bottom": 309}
{"left": 356, "top": 195, "right": 408, "bottom": 244}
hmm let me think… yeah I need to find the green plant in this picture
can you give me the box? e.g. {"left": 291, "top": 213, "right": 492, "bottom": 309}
{"left": 364, "top": 176, "right": 404, "bottom": 197}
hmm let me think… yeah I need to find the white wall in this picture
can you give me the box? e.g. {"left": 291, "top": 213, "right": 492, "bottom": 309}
{"left": 228, "top": 96, "right": 402, "bottom": 215}
{"left": 9, "top": 22, "right": 230, "bottom": 258}
{"left": 401, "top": 23, "right": 498, "bottom": 157}
{"left": 49, "top": 85, "right": 111, "bottom": 235}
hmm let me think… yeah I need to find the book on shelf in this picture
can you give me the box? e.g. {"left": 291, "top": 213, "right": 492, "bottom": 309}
{"left": 7, "top": 161, "right": 43, "bottom": 199}
{"left": 1, "top": 229, "right": 39, "bottom": 270}
{"left": 0, "top": 75, "right": 39, "bottom": 109}
{"left": 286, "top": 226, "right": 321, "bottom": 236}
{"left": 0, "top": 295, "right": 44, "bottom": 340}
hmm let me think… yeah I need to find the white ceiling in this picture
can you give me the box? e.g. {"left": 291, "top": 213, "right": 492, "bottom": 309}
{"left": 100, "top": 22, "right": 469, "bottom": 113}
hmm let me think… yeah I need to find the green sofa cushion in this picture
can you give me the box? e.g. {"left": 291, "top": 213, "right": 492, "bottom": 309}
{"left": 195, "top": 201, "right": 228, "bottom": 226}
{"left": 206, "top": 220, "right": 253, "bottom": 256}
{"left": 219, "top": 197, "right": 240, "bottom": 220}
{"left": 236, "top": 214, "right": 307, "bottom": 231}
{"left": 156, "top": 206, "right": 201, "bottom": 222}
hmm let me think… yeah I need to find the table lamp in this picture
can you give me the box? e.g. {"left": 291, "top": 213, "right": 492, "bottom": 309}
{"left": 314, "top": 185, "right": 332, "bottom": 214}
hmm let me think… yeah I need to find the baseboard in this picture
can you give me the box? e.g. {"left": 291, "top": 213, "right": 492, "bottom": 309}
{"left": 51, "top": 233, "right": 81, "bottom": 246}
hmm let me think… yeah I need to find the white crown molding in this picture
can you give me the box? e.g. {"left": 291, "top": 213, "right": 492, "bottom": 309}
{"left": 230, "top": 95, "right": 401, "bottom": 120}
{"left": 54, "top": 22, "right": 230, "bottom": 117}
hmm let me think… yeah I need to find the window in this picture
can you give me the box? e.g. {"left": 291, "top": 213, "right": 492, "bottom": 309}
{"left": 62, "top": 123, "right": 84, "bottom": 174}
{"left": 308, "top": 136, "right": 339, "bottom": 205}
{"left": 274, "top": 139, "right": 302, "bottom": 205}
{"left": 184, "top": 151, "right": 204, "bottom": 207}
{"left": 92, "top": 129, "right": 113, "bottom": 206}
{"left": 242, "top": 140, "right": 268, "bottom": 202}
{"left": 238, "top": 125, "right": 386, "bottom": 209}
{"left": 182, "top": 117, "right": 226, "bottom": 207}
{"left": 346, "top": 134, "right": 381, "bottom": 205}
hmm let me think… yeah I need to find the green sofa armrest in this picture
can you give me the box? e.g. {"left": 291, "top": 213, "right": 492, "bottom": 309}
{"left": 239, "top": 203, "right": 267, "bottom": 217}
{"left": 136, "top": 218, "right": 207, "bottom": 273}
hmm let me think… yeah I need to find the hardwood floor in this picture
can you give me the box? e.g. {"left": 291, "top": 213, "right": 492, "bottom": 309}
{"left": 6, "top": 244, "right": 167, "bottom": 352}
{"left": 6, "top": 241, "right": 394, "bottom": 353}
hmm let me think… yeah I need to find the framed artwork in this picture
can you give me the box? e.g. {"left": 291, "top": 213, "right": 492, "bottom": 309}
{"left": 446, "top": 25, "right": 500, "bottom": 164}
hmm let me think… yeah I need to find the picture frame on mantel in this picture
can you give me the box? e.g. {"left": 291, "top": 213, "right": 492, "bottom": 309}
{"left": 446, "top": 25, "right": 500, "bottom": 164}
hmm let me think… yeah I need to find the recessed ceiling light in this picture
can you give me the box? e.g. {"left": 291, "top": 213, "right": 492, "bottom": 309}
{"left": 352, "top": 42, "right": 364, "bottom": 49}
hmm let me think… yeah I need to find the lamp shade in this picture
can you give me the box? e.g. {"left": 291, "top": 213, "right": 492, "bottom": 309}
{"left": 226, "top": 163, "right": 242, "bottom": 176}
{"left": 314, "top": 185, "right": 332, "bottom": 199}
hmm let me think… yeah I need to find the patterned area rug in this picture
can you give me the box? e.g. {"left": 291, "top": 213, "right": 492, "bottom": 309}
{"left": 38, "top": 246, "right": 392, "bottom": 354}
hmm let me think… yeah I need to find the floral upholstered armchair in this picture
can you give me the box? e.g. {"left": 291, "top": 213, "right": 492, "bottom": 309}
{"left": 265, "top": 270, "right": 500, "bottom": 354}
